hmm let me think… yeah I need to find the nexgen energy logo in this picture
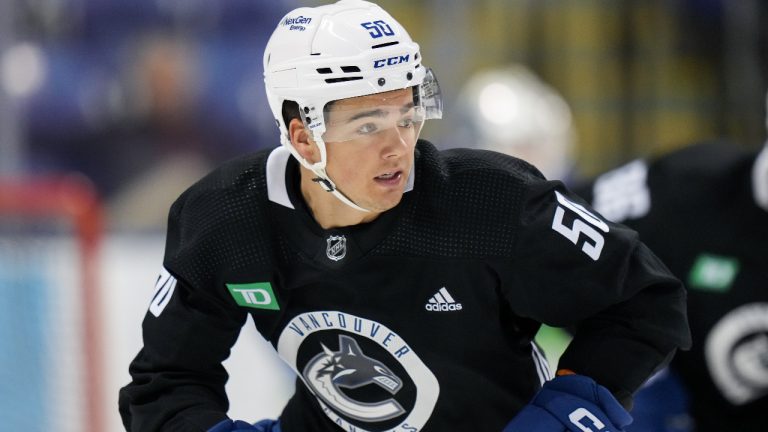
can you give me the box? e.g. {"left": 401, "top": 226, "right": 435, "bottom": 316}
{"left": 278, "top": 311, "right": 439, "bottom": 432}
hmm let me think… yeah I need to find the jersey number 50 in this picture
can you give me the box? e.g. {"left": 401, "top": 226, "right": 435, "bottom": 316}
{"left": 551, "top": 191, "right": 609, "bottom": 261}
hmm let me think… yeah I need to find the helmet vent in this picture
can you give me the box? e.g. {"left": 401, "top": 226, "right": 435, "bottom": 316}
{"left": 316, "top": 67, "right": 333, "bottom": 74}
{"left": 325, "top": 77, "right": 363, "bottom": 84}
{"left": 341, "top": 66, "right": 361, "bottom": 73}
{"left": 372, "top": 41, "right": 399, "bottom": 49}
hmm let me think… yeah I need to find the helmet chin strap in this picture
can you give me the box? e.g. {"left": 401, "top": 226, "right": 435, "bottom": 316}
{"left": 308, "top": 166, "right": 372, "bottom": 213}
{"left": 752, "top": 141, "right": 768, "bottom": 212}
{"left": 281, "top": 134, "right": 371, "bottom": 213}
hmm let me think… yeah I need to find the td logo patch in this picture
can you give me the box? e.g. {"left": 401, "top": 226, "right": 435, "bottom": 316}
{"left": 226, "top": 282, "right": 279, "bottom": 310}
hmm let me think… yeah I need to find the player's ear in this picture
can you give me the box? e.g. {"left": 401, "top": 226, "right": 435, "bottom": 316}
{"left": 289, "top": 118, "right": 318, "bottom": 164}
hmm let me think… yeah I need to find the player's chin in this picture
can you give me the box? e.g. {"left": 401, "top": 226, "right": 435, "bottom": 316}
{"left": 362, "top": 190, "right": 405, "bottom": 213}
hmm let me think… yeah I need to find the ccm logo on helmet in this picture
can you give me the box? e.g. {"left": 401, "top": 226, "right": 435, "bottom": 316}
{"left": 374, "top": 54, "right": 410, "bottom": 69}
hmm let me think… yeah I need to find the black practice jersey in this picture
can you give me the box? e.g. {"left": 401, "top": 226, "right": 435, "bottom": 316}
{"left": 119, "top": 140, "right": 690, "bottom": 432}
{"left": 576, "top": 141, "right": 768, "bottom": 432}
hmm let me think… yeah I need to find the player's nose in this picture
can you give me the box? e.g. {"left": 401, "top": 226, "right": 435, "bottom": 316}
{"left": 379, "top": 127, "right": 411, "bottom": 159}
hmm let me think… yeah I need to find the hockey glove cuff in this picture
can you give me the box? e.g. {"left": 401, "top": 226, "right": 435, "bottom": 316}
{"left": 208, "top": 419, "right": 280, "bottom": 432}
{"left": 502, "top": 374, "right": 632, "bottom": 432}
{"left": 208, "top": 419, "right": 258, "bottom": 432}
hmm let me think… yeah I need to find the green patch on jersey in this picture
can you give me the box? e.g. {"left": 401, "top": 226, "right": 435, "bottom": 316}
{"left": 226, "top": 282, "right": 280, "bottom": 310}
{"left": 688, "top": 254, "right": 740, "bottom": 292}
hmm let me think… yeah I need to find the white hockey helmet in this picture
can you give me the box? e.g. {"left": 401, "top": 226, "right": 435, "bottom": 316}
{"left": 263, "top": 0, "right": 442, "bottom": 211}
{"left": 452, "top": 64, "right": 574, "bottom": 180}
{"left": 753, "top": 90, "right": 768, "bottom": 210}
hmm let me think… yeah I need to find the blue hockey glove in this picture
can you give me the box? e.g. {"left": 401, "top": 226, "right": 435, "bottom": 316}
{"left": 208, "top": 418, "right": 280, "bottom": 432}
{"left": 503, "top": 374, "right": 632, "bottom": 432}
{"left": 208, "top": 419, "right": 258, "bottom": 432}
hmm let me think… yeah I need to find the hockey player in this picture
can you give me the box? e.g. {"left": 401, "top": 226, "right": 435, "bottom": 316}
{"left": 118, "top": 1, "right": 691, "bottom": 431}
{"left": 448, "top": 64, "right": 577, "bottom": 183}
{"left": 575, "top": 138, "right": 768, "bottom": 432}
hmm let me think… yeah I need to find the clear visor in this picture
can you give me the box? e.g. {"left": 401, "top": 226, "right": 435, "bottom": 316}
{"left": 320, "top": 67, "right": 443, "bottom": 143}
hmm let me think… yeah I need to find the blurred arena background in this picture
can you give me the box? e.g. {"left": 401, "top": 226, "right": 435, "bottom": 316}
{"left": 0, "top": 1, "right": 765, "bottom": 431}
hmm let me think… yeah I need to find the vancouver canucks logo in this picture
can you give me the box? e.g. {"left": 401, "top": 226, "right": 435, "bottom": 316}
{"left": 705, "top": 302, "right": 768, "bottom": 405}
{"left": 303, "top": 335, "right": 405, "bottom": 421}
{"left": 277, "top": 311, "right": 439, "bottom": 431}
{"left": 326, "top": 235, "right": 347, "bottom": 261}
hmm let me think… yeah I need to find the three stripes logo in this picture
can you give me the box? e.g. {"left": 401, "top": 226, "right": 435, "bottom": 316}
{"left": 425, "top": 287, "right": 462, "bottom": 312}
{"left": 149, "top": 267, "right": 177, "bottom": 317}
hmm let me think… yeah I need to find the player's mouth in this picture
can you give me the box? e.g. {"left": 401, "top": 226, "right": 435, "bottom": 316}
{"left": 374, "top": 170, "right": 403, "bottom": 186}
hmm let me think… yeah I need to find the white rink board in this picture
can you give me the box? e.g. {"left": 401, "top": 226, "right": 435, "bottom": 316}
{"left": 103, "top": 234, "right": 295, "bottom": 431}
{"left": 0, "top": 236, "right": 86, "bottom": 432}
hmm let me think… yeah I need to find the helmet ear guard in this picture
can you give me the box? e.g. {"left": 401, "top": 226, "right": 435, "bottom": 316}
{"left": 262, "top": 0, "right": 442, "bottom": 212}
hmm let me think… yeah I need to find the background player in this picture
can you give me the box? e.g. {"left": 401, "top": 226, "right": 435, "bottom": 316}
{"left": 119, "top": 2, "right": 691, "bottom": 431}
{"left": 575, "top": 108, "right": 768, "bottom": 431}
{"left": 447, "top": 63, "right": 577, "bottom": 183}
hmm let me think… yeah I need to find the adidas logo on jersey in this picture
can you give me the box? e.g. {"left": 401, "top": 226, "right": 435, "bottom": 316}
{"left": 425, "top": 287, "right": 462, "bottom": 312}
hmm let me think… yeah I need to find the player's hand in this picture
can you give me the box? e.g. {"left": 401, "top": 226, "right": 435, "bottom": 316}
{"left": 502, "top": 374, "right": 632, "bottom": 432}
{"left": 207, "top": 419, "right": 260, "bottom": 432}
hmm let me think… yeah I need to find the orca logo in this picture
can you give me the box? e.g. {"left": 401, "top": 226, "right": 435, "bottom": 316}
{"left": 303, "top": 335, "right": 405, "bottom": 421}
{"left": 277, "top": 311, "right": 440, "bottom": 431}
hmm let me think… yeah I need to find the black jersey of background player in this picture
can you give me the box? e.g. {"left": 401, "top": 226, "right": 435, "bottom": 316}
{"left": 119, "top": 140, "right": 689, "bottom": 432}
{"left": 576, "top": 141, "right": 768, "bottom": 432}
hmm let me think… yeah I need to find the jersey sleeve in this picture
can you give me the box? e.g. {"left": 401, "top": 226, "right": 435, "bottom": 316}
{"left": 497, "top": 179, "right": 691, "bottom": 404}
{"left": 118, "top": 189, "right": 249, "bottom": 432}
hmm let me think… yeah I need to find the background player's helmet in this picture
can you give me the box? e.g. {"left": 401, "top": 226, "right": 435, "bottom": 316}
{"left": 753, "top": 89, "right": 768, "bottom": 210}
{"left": 450, "top": 64, "right": 575, "bottom": 181}
{"left": 263, "top": 0, "right": 442, "bottom": 211}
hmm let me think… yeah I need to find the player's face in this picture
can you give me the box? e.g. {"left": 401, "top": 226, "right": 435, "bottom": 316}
{"left": 322, "top": 88, "right": 420, "bottom": 213}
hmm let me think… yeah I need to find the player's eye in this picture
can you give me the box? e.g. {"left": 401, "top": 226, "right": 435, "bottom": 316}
{"left": 397, "top": 118, "right": 414, "bottom": 128}
{"left": 356, "top": 122, "right": 379, "bottom": 135}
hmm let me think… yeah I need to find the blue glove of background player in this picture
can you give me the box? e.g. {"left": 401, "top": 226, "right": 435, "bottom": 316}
{"left": 503, "top": 374, "right": 632, "bottom": 432}
{"left": 208, "top": 418, "right": 281, "bottom": 432}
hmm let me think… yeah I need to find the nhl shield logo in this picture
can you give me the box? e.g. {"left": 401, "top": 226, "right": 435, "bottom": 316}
{"left": 326, "top": 235, "right": 347, "bottom": 261}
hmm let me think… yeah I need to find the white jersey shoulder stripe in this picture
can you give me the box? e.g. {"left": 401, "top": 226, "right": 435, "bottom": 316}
{"left": 266, "top": 146, "right": 294, "bottom": 209}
